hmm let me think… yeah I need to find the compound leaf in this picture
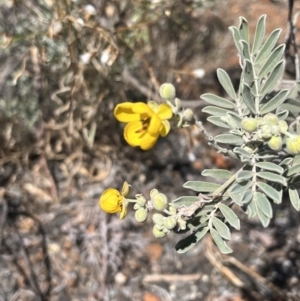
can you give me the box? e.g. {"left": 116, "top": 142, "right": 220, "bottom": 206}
{"left": 260, "top": 89, "right": 289, "bottom": 114}
{"left": 183, "top": 181, "right": 221, "bottom": 192}
{"left": 212, "top": 217, "right": 231, "bottom": 240}
{"left": 217, "top": 68, "right": 236, "bottom": 100}
{"left": 256, "top": 182, "right": 282, "bottom": 204}
{"left": 252, "top": 15, "right": 266, "bottom": 55}
{"left": 210, "top": 228, "right": 233, "bottom": 254}
{"left": 214, "top": 134, "right": 244, "bottom": 145}
{"left": 259, "top": 60, "right": 284, "bottom": 96}
{"left": 219, "top": 203, "right": 240, "bottom": 230}
{"left": 289, "top": 186, "right": 300, "bottom": 211}
{"left": 201, "top": 93, "right": 235, "bottom": 109}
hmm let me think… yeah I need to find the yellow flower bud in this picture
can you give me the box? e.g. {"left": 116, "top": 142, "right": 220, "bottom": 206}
{"left": 260, "top": 124, "right": 272, "bottom": 140}
{"left": 164, "top": 216, "right": 177, "bottom": 230}
{"left": 263, "top": 113, "right": 278, "bottom": 125}
{"left": 183, "top": 108, "right": 195, "bottom": 123}
{"left": 241, "top": 118, "right": 258, "bottom": 133}
{"left": 135, "top": 194, "right": 147, "bottom": 207}
{"left": 152, "top": 213, "right": 165, "bottom": 226}
{"left": 135, "top": 208, "right": 148, "bottom": 223}
{"left": 278, "top": 120, "right": 288, "bottom": 133}
{"left": 268, "top": 136, "right": 283, "bottom": 151}
{"left": 151, "top": 192, "right": 168, "bottom": 211}
{"left": 271, "top": 125, "right": 280, "bottom": 136}
{"left": 99, "top": 183, "right": 129, "bottom": 219}
{"left": 159, "top": 83, "right": 176, "bottom": 99}
{"left": 286, "top": 135, "right": 300, "bottom": 155}
{"left": 168, "top": 204, "right": 177, "bottom": 215}
{"left": 153, "top": 225, "right": 167, "bottom": 238}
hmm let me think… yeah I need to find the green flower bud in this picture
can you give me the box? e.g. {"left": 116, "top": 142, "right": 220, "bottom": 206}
{"left": 135, "top": 194, "right": 147, "bottom": 207}
{"left": 271, "top": 125, "right": 280, "bottom": 136}
{"left": 241, "top": 118, "right": 258, "bottom": 133}
{"left": 260, "top": 124, "right": 272, "bottom": 140}
{"left": 152, "top": 213, "right": 165, "bottom": 226}
{"left": 256, "top": 117, "right": 264, "bottom": 126}
{"left": 133, "top": 203, "right": 142, "bottom": 210}
{"left": 159, "top": 83, "right": 176, "bottom": 99}
{"left": 135, "top": 208, "right": 148, "bottom": 223}
{"left": 268, "top": 136, "right": 283, "bottom": 151}
{"left": 183, "top": 108, "right": 195, "bottom": 123}
{"left": 263, "top": 113, "right": 278, "bottom": 125}
{"left": 151, "top": 193, "right": 168, "bottom": 211}
{"left": 286, "top": 135, "right": 300, "bottom": 155}
{"left": 150, "top": 189, "right": 159, "bottom": 199}
{"left": 168, "top": 204, "right": 177, "bottom": 215}
{"left": 153, "top": 225, "right": 167, "bottom": 238}
{"left": 278, "top": 120, "right": 288, "bottom": 133}
{"left": 164, "top": 216, "right": 177, "bottom": 230}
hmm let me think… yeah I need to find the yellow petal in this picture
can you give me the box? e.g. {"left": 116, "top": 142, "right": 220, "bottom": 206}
{"left": 160, "top": 120, "right": 170, "bottom": 137}
{"left": 140, "top": 131, "right": 158, "bottom": 150}
{"left": 157, "top": 103, "right": 173, "bottom": 120}
{"left": 121, "top": 181, "right": 130, "bottom": 197}
{"left": 147, "top": 114, "right": 162, "bottom": 135}
{"left": 99, "top": 188, "right": 122, "bottom": 213}
{"left": 124, "top": 121, "right": 144, "bottom": 147}
{"left": 132, "top": 102, "right": 153, "bottom": 116}
{"left": 114, "top": 102, "right": 148, "bottom": 123}
{"left": 120, "top": 198, "right": 128, "bottom": 219}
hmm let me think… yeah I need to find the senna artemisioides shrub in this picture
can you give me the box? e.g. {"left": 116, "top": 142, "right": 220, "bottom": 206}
{"left": 100, "top": 15, "right": 300, "bottom": 254}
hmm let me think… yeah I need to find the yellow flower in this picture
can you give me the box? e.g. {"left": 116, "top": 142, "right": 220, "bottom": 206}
{"left": 114, "top": 101, "right": 172, "bottom": 150}
{"left": 99, "top": 182, "right": 130, "bottom": 219}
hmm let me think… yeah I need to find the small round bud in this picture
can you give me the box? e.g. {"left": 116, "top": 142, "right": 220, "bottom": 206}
{"left": 168, "top": 204, "right": 177, "bottom": 215}
{"left": 260, "top": 124, "right": 272, "bottom": 140}
{"left": 278, "top": 120, "right": 288, "bottom": 133}
{"left": 151, "top": 193, "right": 168, "bottom": 211}
{"left": 150, "top": 189, "right": 159, "bottom": 199}
{"left": 183, "top": 108, "right": 195, "bottom": 123}
{"left": 152, "top": 213, "right": 165, "bottom": 226}
{"left": 159, "top": 83, "right": 176, "bottom": 99}
{"left": 153, "top": 225, "right": 167, "bottom": 238}
{"left": 135, "top": 208, "right": 148, "bottom": 223}
{"left": 263, "top": 113, "right": 278, "bottom": 125}
{"left": 164, "top": 216, "right": 177, "bottom": 230}
{"left": 133, "top": 203, "right": 142, "bottom": 210}
{"left": 241, "top": 118, "right": 258, "bottom": 133}
{"left": 268, "top": 136, "right": 283, "bottom": 151}
{"left": 286, "top": 135, "right": 300, "bottom": 155}
{"left": 135, "top": 194, "right": 147, "bottom": 207}
{"left": 256, "top": 117, "right": 264, "bottom": 126}
{"left": 271, "top": 125, "right": 280, "bottom": 136}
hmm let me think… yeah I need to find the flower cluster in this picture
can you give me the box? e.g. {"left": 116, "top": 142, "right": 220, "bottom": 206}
{"left": 241, "top": 113, "right": 300, "bottom": 154}
{"left": 99, "top": 182, "right": 186, "bottom": 239}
